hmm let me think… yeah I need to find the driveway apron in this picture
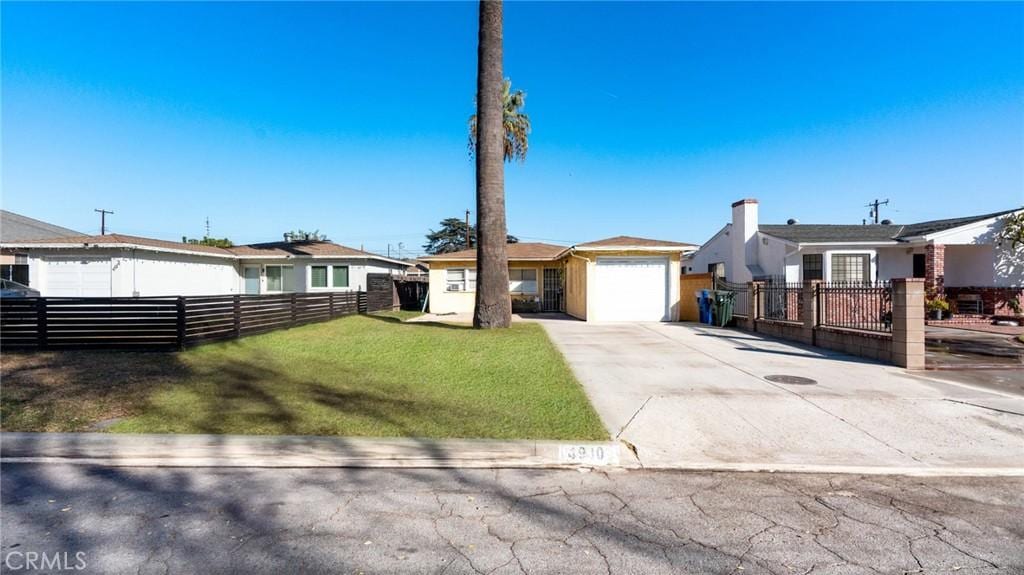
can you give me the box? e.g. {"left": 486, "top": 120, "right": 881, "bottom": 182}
{"left": 532, "top": 317, "right": 1024, "bottom": 473}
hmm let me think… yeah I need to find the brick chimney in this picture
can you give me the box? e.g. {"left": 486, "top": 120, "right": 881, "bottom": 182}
{"left": 730, "top": 199, "right": 758, "bottom": 283}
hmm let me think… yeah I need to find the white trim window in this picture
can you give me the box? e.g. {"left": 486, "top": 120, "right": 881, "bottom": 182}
{"left": 265, "top": 265, "right": 295, "bottom": 292}
{"left": 446, "top": 268, "right": 476, "bottom": 292}
{"left": 830, "top": 254, "right": 871, "bottom": 284}
{"left": 332, "top": 265, "right": 349, "bottom": 288}
{"left": 309, "top": 264, "right": 350, "bottom": 289}
{"left": 509, "top": 268, "right": 538, "bottom": 294}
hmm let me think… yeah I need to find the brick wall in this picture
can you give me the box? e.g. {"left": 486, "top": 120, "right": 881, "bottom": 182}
{"left": 944, "top": 286, "right": 1024, "bottom": 316}
{"left": 925, "top": 244, "right": 945, "bottom": 293}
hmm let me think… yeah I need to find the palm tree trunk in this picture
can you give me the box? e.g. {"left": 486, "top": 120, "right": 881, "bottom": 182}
{"left": 473, "top": 0, "right": 511, "bottom": 328}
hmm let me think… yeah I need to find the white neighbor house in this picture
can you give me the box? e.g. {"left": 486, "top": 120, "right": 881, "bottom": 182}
{"left": 684, "top": 199, "right": 1024, "bottom": 315}
{"left": 0, "top": 233, "right": 409, "bottom": 297}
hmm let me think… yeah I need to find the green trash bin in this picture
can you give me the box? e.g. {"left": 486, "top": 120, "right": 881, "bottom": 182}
{"left": 711, "top": 290, "right": 736, "bottom": 327}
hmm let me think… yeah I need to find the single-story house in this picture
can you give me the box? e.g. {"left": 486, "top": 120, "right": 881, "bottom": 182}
{"left": 0, "top": 233, "right": 409, "bottom": 297}
{"left": 683, "top": 199, "right": 1024, "bottom": 314}
{"left": 0, "top": 210, "right": 81, "bottom": 285}
{"left": 422, "top": 236, "right": 697, "bottom": 322}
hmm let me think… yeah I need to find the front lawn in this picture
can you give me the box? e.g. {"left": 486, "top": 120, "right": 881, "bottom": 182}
{"left": 1, "top": 313, "right": 607, "bottom": 440}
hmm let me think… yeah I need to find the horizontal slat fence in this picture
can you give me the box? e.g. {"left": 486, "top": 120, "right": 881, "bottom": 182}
{"left": 2, "top": 290, "right": 378, "bottom": 351}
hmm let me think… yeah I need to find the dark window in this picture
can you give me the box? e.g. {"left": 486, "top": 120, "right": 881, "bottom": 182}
{"left": 913, "top": 254, "right": 926, "bottom": 278}
{"left": 802, "top": 254, "right": 823, "bottom": 281}
{"left": 0, "top": 264, "right": 29, "bottom": 286}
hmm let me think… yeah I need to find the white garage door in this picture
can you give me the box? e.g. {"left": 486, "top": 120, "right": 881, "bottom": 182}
{"left": 592, "top": 256, "right": 669, "bottom": 321}
{"left": 45, "top": 257, "right": 112, "bottom": 297}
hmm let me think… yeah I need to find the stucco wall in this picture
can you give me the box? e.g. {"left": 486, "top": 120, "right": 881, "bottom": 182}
{"left": 944, "top": 245, "right": 997, "bottom": 287}
{"left": 27, "top": 249, "right": 240, "bottom": 297}
{"left": 683, "top": 226, "right": 730, "bottom": 277}
{"left": 426, "top": 260, "right": 561, "bottom": 315}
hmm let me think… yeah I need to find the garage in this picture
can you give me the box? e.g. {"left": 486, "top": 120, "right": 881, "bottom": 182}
{"left": 591, "top": 256, "right": 670, "bottom": 321}
{"left": 45, "top": 257, "right": 112, "bottom": 297}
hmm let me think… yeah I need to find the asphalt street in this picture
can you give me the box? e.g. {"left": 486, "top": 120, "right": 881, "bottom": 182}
{"left": 2, "top": 464, "right": 1022, "bottom": 574}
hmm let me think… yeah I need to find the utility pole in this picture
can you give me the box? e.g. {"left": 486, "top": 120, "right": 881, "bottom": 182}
{"left": 387, "top": 244, "right": 391, "bottom": 258}
{"left": 205, "top": 217, "right": 211, "bottom": 238}
{"left": 94, "top": 209, "right": 114, "bottom": 235}
{"left": 398, "top": 242, "right": 404, "bottom": 260}
{"left": 865, "top": 199, "right": 889, "bottom": 224}
{"left": 465, "top": 209, "right": 471, "bottom": 248}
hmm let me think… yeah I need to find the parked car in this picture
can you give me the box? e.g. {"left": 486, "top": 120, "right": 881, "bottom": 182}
{"left": 0, "top": 279, "right": 40, "bottom": 298}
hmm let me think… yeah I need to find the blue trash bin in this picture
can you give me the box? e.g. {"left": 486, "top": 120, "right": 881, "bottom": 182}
{"left": 698, "top": 289, "right": 713, "bottom": 325}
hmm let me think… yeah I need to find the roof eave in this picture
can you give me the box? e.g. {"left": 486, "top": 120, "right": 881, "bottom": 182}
{"left": 1, "top": 242, "right": 235, "bottom": 259}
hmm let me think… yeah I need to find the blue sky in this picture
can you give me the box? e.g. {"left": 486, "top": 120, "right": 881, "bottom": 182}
{"left": 3, "top": 2, "right": 1022, "bottom": 256}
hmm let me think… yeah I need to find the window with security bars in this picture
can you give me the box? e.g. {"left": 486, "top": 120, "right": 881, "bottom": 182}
{"left": 830, "top": 254, "right": 871, "bottom": 284}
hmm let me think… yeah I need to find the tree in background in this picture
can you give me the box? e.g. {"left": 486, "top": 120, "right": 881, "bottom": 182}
{"left": 472, "top": 0, "right": 511, "bottom": 328}
{"left": 182, "top": 236, "right": 233, "bottom": 248}
{"left": 423, "top": 217, "right": 518, "bottom": 255}
{"left": 999, "top": 212, "right": 1024, "bottom": 251}
{"left": 283, "top": 229, "right": 329, "bottom": 242}
{"left": 468, "top": 78, "right": 530, "bottom": 163}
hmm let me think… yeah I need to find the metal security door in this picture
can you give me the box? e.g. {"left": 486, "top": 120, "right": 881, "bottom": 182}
{"left": 542, "top": 268, "right": 563, "bottom": 312}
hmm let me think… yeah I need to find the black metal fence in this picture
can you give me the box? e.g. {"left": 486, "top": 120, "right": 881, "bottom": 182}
{"left": 715, "top": 278, "right": 750, "bottom": 318}
{"left": 818, "top": 282, "right": 893, "bottom": 333}
{"left": 756, "top": 281, "right": 804, "bottom": 322}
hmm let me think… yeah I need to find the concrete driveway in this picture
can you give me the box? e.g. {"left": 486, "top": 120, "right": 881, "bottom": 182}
{"left": 532, "top": 318, "right": 1024, "bottom": 474}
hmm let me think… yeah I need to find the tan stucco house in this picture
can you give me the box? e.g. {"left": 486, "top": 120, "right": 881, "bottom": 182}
{"left": 422, "top": 236, "right": 697, "bottom": 322}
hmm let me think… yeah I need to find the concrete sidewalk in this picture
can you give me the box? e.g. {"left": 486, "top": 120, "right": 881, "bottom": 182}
{"left": 533, "top": 318, "right": 1024, "bottom": 476}
{"left": 0, "top": 433, "right": 627, "bottom": 468}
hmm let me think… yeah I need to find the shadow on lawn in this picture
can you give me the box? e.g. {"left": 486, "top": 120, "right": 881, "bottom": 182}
{"left": 362, "top": 312, "right": 474, "bottom": 330}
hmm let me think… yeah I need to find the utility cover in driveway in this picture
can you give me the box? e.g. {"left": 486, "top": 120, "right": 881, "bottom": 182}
{"left": 765, "top": 375, "right": 818, "bottom": 385}
{"left": 592, "top": 256, "right": 669, "bottom": 321}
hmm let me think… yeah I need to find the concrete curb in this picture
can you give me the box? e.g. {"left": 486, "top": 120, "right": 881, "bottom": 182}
{"left": 4, "top": 433, "right": 1023, "bottom": 476}
{"left": 0, "top": 433, "right": 631, "bottom": 469}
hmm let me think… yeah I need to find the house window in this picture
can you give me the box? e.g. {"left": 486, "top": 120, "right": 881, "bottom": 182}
{"left": 332, "top": 266, "right": 349, "bottom": 288}
{"left": 509, "top": 269, "right": 538, "bottom": 294}
{"left": 310, "top": 266, "right": 328, "bottom": 288}
{"left": 913, "top": 254, "right": 926, "bottom": 278}
{"left": 266, "top": 265, "right": 295, "bottom": 292}
{"left": 446, "top": 268, "right": 476, "bottom": 292}
{"left": 831, "top": 254, "right": 871, "bottom": 284}
{"left": 1, "top": 255, "right": 29, "bottom": 286}
{"left": 707, "top": 262, "right": 725, "bottom": 279}
{"left": 802, "top": 254, "right": 823, "bottom": 281}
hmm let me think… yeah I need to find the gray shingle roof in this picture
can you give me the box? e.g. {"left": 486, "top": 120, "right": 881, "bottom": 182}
{"left": 759, "top": 208, "right": 1021, "bottom": 244}
{"left": 0, "top": 210, "right": 80, "bottom": 242}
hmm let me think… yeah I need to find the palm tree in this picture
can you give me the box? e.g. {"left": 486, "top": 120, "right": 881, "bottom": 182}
{"left": 468, "top": 79, "right": 531, "bottom": 162}
{"left": 472, "top": 0, "right": 512, "bottom": 328}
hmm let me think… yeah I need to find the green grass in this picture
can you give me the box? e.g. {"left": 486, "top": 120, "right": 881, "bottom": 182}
{"left": 1018, "top": 334, "right": 1024, "bottom": 345}
{"left": 1, "top": 313, "right": 607, "bottom": 440}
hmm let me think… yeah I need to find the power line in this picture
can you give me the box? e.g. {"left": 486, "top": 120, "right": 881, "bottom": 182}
{"left": 94, "top": 209, "right": 114, "bottom": 235}
{"left": 864, "top": 198, "right": 888, "bottom": 223}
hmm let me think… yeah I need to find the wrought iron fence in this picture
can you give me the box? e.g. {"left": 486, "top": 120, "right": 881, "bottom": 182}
{"left": 818, "top": 282, "right": 893, "bottom": 333}
{"left": 757, "top": 280, "right": 804, "bottom": 322}
{"left": 714, "top": 278, "right": 750, "bottom": 317}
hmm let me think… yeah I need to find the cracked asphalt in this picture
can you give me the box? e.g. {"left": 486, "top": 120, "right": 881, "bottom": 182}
{"left": 2, "top": 464, "right": 1022, "bottom": 574}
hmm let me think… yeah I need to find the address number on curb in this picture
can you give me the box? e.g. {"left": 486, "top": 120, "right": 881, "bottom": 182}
{"left": 558, "top": 444, "right": 617, "bottom": 466}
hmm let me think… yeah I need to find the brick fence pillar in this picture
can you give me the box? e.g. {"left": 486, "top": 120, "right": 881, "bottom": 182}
{"left": 892, "top": 278, "right": 925, "bottom": 369}
{"left": 803, "top": 280, "right": 820, "bottom": 345}
{"left": 751, "top": 281, "right": 764, "bottom": 332}
{"left": 924, "top": 243, "right": 945, "bottom": 295}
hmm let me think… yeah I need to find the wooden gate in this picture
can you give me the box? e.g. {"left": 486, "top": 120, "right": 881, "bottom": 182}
{"left": 679, "top": 273, "right": 714, "bottom": 321}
